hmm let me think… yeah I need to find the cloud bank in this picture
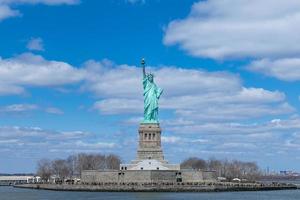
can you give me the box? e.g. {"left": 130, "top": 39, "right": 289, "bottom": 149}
{"left": 164, "top": 0, "right": 300, "bottom": 81}
{"left": 164, "top": 0, "right": 300, "bottom": 60}
{"left": 248, "top": 58, "right": 300, "bottom": 81}
{"left": 85, "top": 61, "right": 292, "bottom": 122}
{"left": 26, "top": 37, "right": 44, "bottom": 51}
{"left": 0, "top": 0, "right": 79, "bottom": 21}
{"left": 0, "top": 53, "right": 84, "bottom": 95}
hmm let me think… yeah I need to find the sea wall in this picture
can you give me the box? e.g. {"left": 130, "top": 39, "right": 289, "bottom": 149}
{"left": 81, "top": 169, "right": 215, "bottom": 184}
{"left": 14, "top": 182, "right": 297, "bottom": 192}
{"left": 82, "top": 170, "right": 178, "bottom": 183}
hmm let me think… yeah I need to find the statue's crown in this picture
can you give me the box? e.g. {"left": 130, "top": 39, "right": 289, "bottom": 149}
{"left": 147, "top": 73, "right": 154, "bottom": 78}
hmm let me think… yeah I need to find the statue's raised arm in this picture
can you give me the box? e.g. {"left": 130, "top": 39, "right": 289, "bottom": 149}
{"left": 141, "top": 58, "right": 163, "bottom": 124}
{"left": 141, "top": 58, "right": 146, "bottom": 77}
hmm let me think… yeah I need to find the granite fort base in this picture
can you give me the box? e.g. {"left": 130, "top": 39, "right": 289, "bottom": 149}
{"left": 81, "top": 123, "right": 216, "bottom": 184}
{"left": 81, "top": 169, "right": 216, "bottom": 184}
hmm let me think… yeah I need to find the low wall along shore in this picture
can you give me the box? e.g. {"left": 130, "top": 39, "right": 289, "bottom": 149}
{"left": 14, "top": 181, "right": 297, "bottom": 192}
{"left": 81, "top": 169, "right": 216, "bottom": 184}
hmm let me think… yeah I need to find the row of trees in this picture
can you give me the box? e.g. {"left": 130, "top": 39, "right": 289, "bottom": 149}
{"left": 37, "top": 153, "right": 121, "bottom": 181}
{"left": 181, "top": 157, "right": 261, "bottom": 181}
{"left": 37, "top": 154, "right": 261, "bottom": 182}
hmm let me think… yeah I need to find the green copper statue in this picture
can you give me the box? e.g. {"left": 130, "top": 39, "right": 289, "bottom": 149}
{"left": 141, "top": 58, "right": 163, "bottom": 123}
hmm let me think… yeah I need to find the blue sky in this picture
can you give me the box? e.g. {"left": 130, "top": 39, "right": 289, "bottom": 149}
{"left": 1, "top": 0, "right": 300, "bottom": 173}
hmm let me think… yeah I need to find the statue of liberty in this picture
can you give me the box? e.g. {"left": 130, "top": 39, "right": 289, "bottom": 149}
{"left": 141, "top": 58, "right": 163, "bottom": 123}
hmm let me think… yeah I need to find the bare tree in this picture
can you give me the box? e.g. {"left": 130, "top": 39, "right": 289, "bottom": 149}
{"left": 93, "top": 154, "right": 106, "bottom": 169}
{"left": 181, "top": 157, "right": 262, "bottom": 181}
{"left": 52, "top": 159, "right": 71, "bottom": 180}
{"left": 74, "top": 153, "right": 121, "bottom": 172}
{"left": 181, "top": 157, "right": 207, "bottom": 170}
{"left": 66, "top": 155, "right": 77, "bottom": 178}
{"left": 36, "top": 153, "right": 122, "bottom": 182}
{"left": 242, "top": 161, "right": 261, "bottom": 181}
{"left": 74, "top": 153, "right": 106, "bottom": 174}
{"left": 105, "top": 154, "right": 121, "bottom": 169}
{"left": 37, "top": 159, "right": 52, "bottom": 182}
{"left": 207, "top": 158, "right": 222, "bottom": 176}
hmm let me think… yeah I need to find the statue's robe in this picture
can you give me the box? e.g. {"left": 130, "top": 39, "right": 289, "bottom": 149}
{"left": 143, "top": 75, "right": 163, "bottom": 123}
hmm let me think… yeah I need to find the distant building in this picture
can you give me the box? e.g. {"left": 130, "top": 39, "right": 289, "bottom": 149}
{"left": 280, "top": 170, "right": 300, "bottom": 176}
{"left": 0, "top": 176, "right": 40, "bottom": 186}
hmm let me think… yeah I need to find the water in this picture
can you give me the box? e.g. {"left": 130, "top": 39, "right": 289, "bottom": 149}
{"left": 1, "top": 186, "right": 300, "bottom": 200}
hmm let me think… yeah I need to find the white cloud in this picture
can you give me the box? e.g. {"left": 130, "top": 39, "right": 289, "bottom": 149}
{"left": 0, "top": 0, "right": 79, "bottom": 4}
{"left": 164, "top": 0, "right": 300, "bottom": 60}
{"left": 126, "top": 0, "right": 145, "bottom": 4}
{"left": 26, "top": 37, "right": 44, "bottom": 51}
{"left": 161, "top": 116, "right": 300, "bottom": 165}
{"left": 218, "top": 142, "right": 257, "bottom": 150}
{"left": 86, "top": 60, "right": 292, "bottom": 121}
{"left": 83, "top": 60, "right": 242, "bottom": 100}
{"left": 248, "top": 58, "right": 300, "bottom": 81}
{"left": 0, "top": 103, "right": 64, "bottom": 115}
{"left": 164, "top": 0, "right": 300, "bottom": 82}
{"left": 74, "top": 140, "right": 116, "bottom": 149}
{"left": 0, "top": 84, "right": 24, "bottom": 95}
{"left": 81, "top": 59, "right": 141, "bottom": 98}
{"left": 45, "top": 130, "right": 90, "bottom": 140}
{"left": 161, "top": 136, "right": 182, "bottom": 144}
{"left": 0, "top": 4, "right": 19, "bottom": 21}
{"left": 0, "top": 0, "right": 79, "bottom": 21}
{"left": 0, "top": 53, "right": 85, "bottom": 95}
{"left": 0, "top": 126, "right": 116, "bottom": 159}
{"left": 163, "top": 118, "right": 195, "bottom": 126}
{"left": 0, "top": 104, "right": 38, "bottom": 113}
{"left": 45, "top": 107, "right": 64, "bottom": 115}
{"left": 93, "top": 99, "right": 142, "bottom": 115}
{"left": 0, "top": 126, "right": 48, "bottom": 138}
{"left": 122, "top": 116, "right": 143, "bottom": 125}
{"left": 0, "top": 139, "right": 19, "bottom": 144}
{"left": 167, "top": 116, "right": 300, "bottom": 135}
{"left": 173, "top": 102, "right": 293, "bottom": 122}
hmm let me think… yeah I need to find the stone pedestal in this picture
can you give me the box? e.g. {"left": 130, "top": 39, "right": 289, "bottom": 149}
{"left": 120, "top": 122, "right": 180, "bottom": 170}
{"left": 136, "top": 123, "right": 165, "bottom": 162}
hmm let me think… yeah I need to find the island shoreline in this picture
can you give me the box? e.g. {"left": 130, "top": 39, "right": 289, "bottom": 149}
{"left": 14, "top": 183, "right": 298, "bottom": 193}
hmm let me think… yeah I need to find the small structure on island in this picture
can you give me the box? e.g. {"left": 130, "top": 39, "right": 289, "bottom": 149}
{"left": 0, "top": 176, "right": 41, "bottom": 186}
{"left": 81, "top": 59, "right": 216, "bottom": 184}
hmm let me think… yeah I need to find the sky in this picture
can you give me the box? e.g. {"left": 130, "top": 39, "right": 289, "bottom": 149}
{"left": 1, "top": 0, "right": 300, "bottom": 173}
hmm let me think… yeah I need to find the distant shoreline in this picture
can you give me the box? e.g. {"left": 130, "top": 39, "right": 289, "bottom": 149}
{"left": 14, "top": 182, "right": 298, "bottom": 192}
{"left": 260, "top": 176, "right": 300, "bottom": 182}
